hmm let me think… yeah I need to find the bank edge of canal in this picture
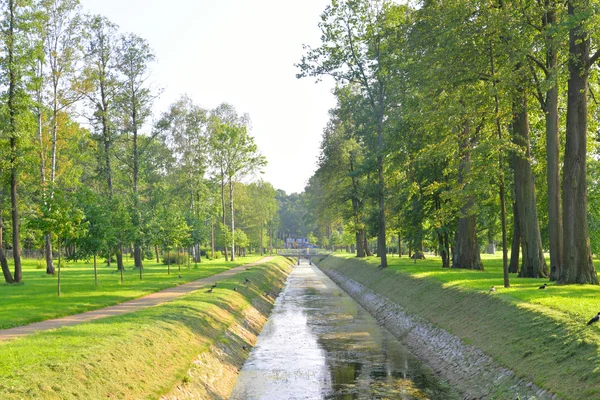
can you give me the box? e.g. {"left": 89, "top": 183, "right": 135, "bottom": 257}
{"left": 317, "top": 256, "right": 559, "bottom": 400}
{"left": 159, "top": 256, "right": 294, "bottom": 400}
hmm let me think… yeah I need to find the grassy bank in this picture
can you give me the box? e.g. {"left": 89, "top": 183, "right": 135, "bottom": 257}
{"left": 321, "top": 254, "right": 600, "bottom": 399}
{"left": 0, "top": 255, "right": 262, "bottom": 329}
{"left": 0, "top": 256, "right": 292, "bottom": 399}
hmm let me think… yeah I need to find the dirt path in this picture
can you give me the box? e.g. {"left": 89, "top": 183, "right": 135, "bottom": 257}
{"left": 0, "top": 257, "right": 274, "bottom": 342}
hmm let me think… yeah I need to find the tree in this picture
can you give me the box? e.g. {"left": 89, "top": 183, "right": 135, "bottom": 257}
{"left": 298, "top": 0, "right": 410, "bottom": 268}
{"left": 558, "top": 0, "right": 599, "bottom": 284}
{"left": 208, "top": 104, "right": 265, "bottom": 261}
{"left": 115, "top": 32, "right": 156, "bottom": 271}
{"left": 0, "top": 0, "right": 38, "bottom": 283}
{"left": 34, "top": 0, "right": 84, "bottom": 275}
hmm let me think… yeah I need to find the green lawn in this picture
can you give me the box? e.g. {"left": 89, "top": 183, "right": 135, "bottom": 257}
{"left": 336, "top": 252, "right": 600, "bottom": 324}
{"left": 0, "top": 254, "right": 263, "bottom": 329}
{"left": 0, "top": 257, "right": 292, "bottom": 400}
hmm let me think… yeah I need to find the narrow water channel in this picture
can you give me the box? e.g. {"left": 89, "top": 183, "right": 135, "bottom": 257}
{"left": 230, "top": 260, "right": 459, "bottom": 400}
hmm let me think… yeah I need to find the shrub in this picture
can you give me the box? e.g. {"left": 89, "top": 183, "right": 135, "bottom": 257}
{"left": 162, "top": 252, "right": 188, "bottom": 265}
{"left": 143, "top": 249, "right": 154, "bottom": 261}
{"left": 205, "top": 250, "right": 222, "bottom": 260}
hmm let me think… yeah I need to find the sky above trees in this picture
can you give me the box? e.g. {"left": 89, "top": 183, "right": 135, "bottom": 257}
{"left": 80, "top": 0, "right": 336, "bottom": 194}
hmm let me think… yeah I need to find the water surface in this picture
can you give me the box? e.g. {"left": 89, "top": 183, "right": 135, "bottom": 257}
{"left": 231, "top": 261, "right": 458, "bottom": 399}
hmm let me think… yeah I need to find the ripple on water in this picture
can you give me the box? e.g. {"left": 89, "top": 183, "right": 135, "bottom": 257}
{"left": 230, "top": 262, "right": 458, "bottom": 400}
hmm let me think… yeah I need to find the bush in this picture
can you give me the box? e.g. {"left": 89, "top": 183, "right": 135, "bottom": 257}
{"left": 205, "top": 250, "right": 222, "bottom": 260}
{"left": 144, "top": 249, "right": 155, "bottom": 261}
{"left": 162, "top": 252, "right": 188, "bottom": 265}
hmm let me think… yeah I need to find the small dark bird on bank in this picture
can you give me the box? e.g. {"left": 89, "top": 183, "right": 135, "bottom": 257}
{"left": 206, "top": 288, "right": 213, "bottom": 293}
{"left": 489, "top": 286, "right": 496, "bottom": 293}
{"left": 538, "top": 283, "right": 547, "bottom": 290}
{"left": 210, "top": 282, "right": 217, "bottom": 289}
{"left": 233, "top": 287, "right": 238, "bottom": 292}
{"left": 588, "top": 312, "right": 600, "bottom": 326}
{"left": 244, "top": 277, "right": 250, "bottom": 284}
{"left": 178, "top": 275, "right": 182, "bottom": 278}
{"left": 242, "top": 345, "right": 248, "bottom": 351}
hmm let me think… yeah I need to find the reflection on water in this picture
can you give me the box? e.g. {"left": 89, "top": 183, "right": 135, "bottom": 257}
{"left": 230, "top": 261, "right": 458, "bottom": 400}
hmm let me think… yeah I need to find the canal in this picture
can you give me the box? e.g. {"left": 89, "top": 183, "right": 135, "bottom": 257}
{"left": 230, "top": 260, "right": 459, "bottom": 399}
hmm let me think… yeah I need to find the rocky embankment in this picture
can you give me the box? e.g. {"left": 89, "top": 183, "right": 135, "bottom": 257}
{"left": 318, "top": 259, "right": 557, "bottom": 400}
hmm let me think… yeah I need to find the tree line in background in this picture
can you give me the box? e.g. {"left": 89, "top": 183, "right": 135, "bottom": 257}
{"left": 290, "top": 0, "right": 600, "bottom": 285}
{"left": 0, "top": 0, "right": 279, "bottom": 287}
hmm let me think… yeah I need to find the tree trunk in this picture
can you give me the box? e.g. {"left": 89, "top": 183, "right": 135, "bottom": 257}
{"left": 220, "top": 171, "right": 228, "bottom": 262}
{"left": 509, "top": 202, "right": 520, "bottom": 274}
{"left": 229, "top": 178, "right": 235, "bottom": 261}
{"left": 376, "top": 106, "right": 388, "bottom": 268}
{"left": 211, "top": 221, "right": 215, "bottom": 259}
{"left": 452, "top": 121, "right": 483, "bottom": 270}
{"left": 512, "top": 86, "right": 548, "bottom": 278}
{"left": 155, "top": 244, "right": 159, "bottom": 263}
{"left": 116, "top": 249, "right": 124, "bottom": 271}
{"left": 135, "top": 244, "right": 142, "bottom": 279}
{"left": 57, "top": 238, "right": 61, "bottom": 296}
{"left": 364, "top": 236, "right": 373, "bottom": 257}
{"left": 356, "top": 229, "right": 365, "bottom": 257}
{"left": 269, "top": 224, "right": 273, "bottom": 255}
{"left": 0, "top": 209, "right": 13, "bottom": 283}
{"left": 8, "top": 0, "right": 21, "bottom": 283}
{"left": 543, "top": 4, "right": 563, "bottom": 282}
{"left": 438, "top": 232, "right": 450, "bottom": 268}
{"left": 490, "top": 41, "right": 509, "bottom": 287}
{"left": 93, "top": 253, "right": 98, "bottom": 286}
{"left": 559, "top": 1, "right": 598, "bottom": 284}
{"left": 398, "top": 234, "right": 402, "bottom": 257}
{"left": 44, "top": 234, "right": 55, "bottom": 275}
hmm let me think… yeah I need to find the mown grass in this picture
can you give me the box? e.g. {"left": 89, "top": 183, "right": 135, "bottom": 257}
{"left": 0, "top": 254, "right": 263, "bottom": 329}
{"left": 335, "top": 252, "right": 600, "bottom": 323}
{"left": 322, "top": 253, "right": 600, "bottom": 399}
{"left": 0, "top": 256, "right": 292, "bottom": 400}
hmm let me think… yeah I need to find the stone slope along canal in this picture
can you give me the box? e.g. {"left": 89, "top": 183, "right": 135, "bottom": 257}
{"left": 231, "top": 260, "right": 458, "bottom": 399}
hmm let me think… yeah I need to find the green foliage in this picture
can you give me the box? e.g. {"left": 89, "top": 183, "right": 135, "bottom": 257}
{"left": 162, "top": 251, "right": 187, "bottom": 266}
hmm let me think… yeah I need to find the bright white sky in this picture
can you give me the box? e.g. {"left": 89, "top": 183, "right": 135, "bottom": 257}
{"left": 80, "top": 0, "right": 336, "bottom": 195}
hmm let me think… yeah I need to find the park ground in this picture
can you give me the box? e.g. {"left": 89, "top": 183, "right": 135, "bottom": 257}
{"left": 0, "top": 255, "right": 263, "bottom": 329}
{"left": 0, "top": 255, "right": 293, "bottom": 399}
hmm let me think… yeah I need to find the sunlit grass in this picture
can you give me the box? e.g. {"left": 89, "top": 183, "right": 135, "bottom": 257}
{"left": 0, "top": 257, "right": 292, "bottom": 400}
{"left": 0, "top": 254, "right": 263, "bottom": 329}
{"left": 335, "top": 252, "right": 600, "bottom": 323}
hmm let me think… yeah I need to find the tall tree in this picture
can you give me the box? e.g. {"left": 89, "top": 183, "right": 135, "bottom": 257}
{"left": 115, "top": 32, "right": 156, "bottom": 272}
{"left": 34, "top": 0, "right": 84, "bottom": 275}
{"left": 0, "top": 0, "right": 36, "bottom": 283}
{"left": 208, "top": 104, "right": 265, "bottom": 261}
{"left": 558, "top": 0, "right": 599, "bottom": 284}
{"left": 298, "top": 0, "right": 409, "bottom": 268}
